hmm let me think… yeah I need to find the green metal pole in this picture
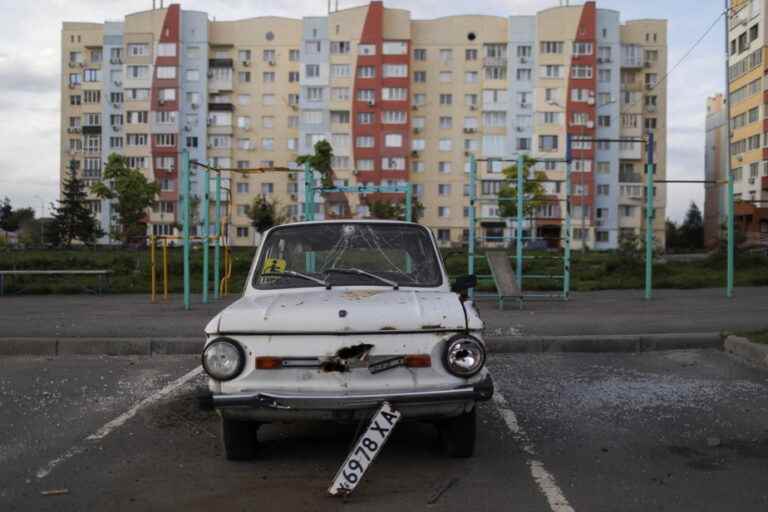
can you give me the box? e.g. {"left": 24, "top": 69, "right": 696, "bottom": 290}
{"left": 405, "top": 183, "right": 413, "bottom": 222}
{"left": 214, "top": 173, "right": 221, "bottom": 300}
{"left": 181, "top": 149, "right": 191, "bottom": 310}
{"left": 516, "top": 153, "right": 525, "bottom": 290}
{"left": 644, "top": 131, "right": 655, "bottom": 300}
{"left": 564, "top": 135, "right": 572, "bottom": 299}
{"left": 201, "top": 170, "right": 210, "bottom": 304}
{"left": 727, "top": 168, "right": 735, "bottom": 297}
{"left": 468, "top": 154, "right": 477, "bottom": 300}
{"left": 304, "top": 162, "right": 314, "bottom": 221}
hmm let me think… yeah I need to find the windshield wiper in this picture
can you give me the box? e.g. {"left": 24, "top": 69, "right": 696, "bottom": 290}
{"left": 325, "top": 268, "right": 399, "bottom": 290}
{"left": 260, "top": 271, "right": 330, "bottom": 289}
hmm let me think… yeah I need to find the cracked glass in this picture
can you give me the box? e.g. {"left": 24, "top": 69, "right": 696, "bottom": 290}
{"left": 253, "top": 223, "right": 443, "bottom": 289}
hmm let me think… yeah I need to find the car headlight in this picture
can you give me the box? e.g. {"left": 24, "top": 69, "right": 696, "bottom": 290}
{"left": 202, "top": 338, "right": 245, "bottom": 381}
{"left": 443, "top": 335, "right": 486, "bottom": 377}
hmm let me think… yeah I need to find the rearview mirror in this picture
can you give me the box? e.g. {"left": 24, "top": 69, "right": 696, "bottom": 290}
{"left": 451, "top": 274, "right": 477, "bottom": 295}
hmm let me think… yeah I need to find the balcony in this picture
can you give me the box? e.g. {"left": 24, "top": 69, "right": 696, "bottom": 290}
{"left": 483, "top": 56, "right": 507, "bottom": 67}
{"left": 763, "top": 175, "right": 768, "bottom": 191}
{"left": 81, "top": 125, "right": 102, "bottom": 135}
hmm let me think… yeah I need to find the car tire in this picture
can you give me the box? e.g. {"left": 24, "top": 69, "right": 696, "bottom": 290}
{"left": 439, "top": 407, "right": 476, "bottom": 458}
{"left": 222, "top": 418, "right": 259, "bottom": 461}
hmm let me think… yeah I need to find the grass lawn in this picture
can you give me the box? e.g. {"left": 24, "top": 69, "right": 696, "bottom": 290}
{"left": 734, "top": 330, "right": 768, "bottom": 345}
{"left": 0, "top": 245, "right": 766, "bottom": 295}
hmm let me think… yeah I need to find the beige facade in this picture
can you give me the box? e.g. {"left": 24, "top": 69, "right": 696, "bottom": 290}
{"left": 60, "top": 1, "right": 667, "bottom": 249}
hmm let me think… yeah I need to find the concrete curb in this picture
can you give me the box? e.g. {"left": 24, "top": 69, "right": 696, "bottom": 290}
{"left": 0, "top": 332, "right": 724, "bottom": 357}
{"left": 485, "top": 332, "right": 723, "bottom": 354}
{"left": 723, "top": 335, "right": 768, "bottom": 369}
{"left": 0, "top": 337, "right": 201, "bottom": 356}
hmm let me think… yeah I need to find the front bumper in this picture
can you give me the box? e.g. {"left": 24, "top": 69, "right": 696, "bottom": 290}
{"left": 198, "top": 374, "right": 493, "bottom": 412}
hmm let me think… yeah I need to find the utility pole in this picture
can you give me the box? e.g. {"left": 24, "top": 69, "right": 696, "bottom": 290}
{"left": 724, "top": 0, "right": 735, "bottom": 298}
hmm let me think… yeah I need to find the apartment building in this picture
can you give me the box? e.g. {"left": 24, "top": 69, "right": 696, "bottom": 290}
{"left": 60, "top": 1, "right": 667, "bottom": 248}
{"left": 704, "top": 94, "right": 728, "bottom": 247}
{"left": 727, "top": 0, "right": 768, "bottom": 243}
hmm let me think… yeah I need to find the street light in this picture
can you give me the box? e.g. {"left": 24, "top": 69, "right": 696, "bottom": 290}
{"left": 33, "top": 195, "right": 45, "bottom": 246}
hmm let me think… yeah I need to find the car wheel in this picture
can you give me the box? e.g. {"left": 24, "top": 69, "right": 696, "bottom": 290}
{"left": 221, "top": 417, "right": 259, "bottom": 461}
{"left": 439, "top": 406, "right": 476, "bottom": 458}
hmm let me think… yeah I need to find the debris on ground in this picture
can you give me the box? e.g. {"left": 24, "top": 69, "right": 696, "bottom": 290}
{"left": 40, "top": 489, "right": 69, "bottom": 496}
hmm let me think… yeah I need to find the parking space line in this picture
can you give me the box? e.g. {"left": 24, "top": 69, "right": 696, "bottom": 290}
{"left": 35, "top": 366, "right": 203, "bottom": 480}
{"left": 492, "top": 390, "right": 575, "bottom": 512}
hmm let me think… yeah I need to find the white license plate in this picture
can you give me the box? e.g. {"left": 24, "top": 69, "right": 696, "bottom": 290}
{"left": 328, "top": 402, "right": 402, "bottom": 496}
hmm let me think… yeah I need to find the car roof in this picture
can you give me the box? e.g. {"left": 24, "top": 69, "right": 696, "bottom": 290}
{"left": 273, "top": 219, "right": 420, "bottom": 228}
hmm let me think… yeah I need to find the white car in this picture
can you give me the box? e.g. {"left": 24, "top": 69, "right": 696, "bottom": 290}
{"left": 198, "top": 220, "right": 493, "bottom": 460}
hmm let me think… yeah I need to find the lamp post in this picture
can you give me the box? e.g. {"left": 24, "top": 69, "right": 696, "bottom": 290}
{"left": 33, "top": 195, "right": 44, "bottom": 246}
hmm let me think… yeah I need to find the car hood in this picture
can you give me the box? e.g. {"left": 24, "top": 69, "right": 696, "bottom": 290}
{"left": 209, "top": 289, "right": 473, "bottom": 334}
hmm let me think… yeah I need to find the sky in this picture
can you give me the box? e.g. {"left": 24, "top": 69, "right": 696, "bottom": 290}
{"left": 0, "top": 0, "right": 726, "bottom": 222}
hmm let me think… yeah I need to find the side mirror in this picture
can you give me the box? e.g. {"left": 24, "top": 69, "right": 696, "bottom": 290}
{"left": 451, "top": 274, "right": 477, "bottom": 295}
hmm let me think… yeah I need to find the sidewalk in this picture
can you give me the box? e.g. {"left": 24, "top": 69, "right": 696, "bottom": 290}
{"left": 479, "top": 287, "right": 768, "bottom": 337}
{"left": 0, "top": 288, "right": 765, "bottom": 340}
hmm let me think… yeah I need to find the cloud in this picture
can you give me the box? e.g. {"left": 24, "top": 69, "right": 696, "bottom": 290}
{"left": 0, "top": 57, "right": 58, "bottom": 94}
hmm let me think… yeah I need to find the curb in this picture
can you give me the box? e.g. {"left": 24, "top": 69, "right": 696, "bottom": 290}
{"left": 484, "top": 332, "right": 723, "bottom": 354}
{"left": 0, "top": 332, "right": 724, "bottom": 357}
{"left": 723, "top": 335, "right": 768, "bottom": 369}
{"left": 0, "top": 337, "right": 201, "bottom": 356}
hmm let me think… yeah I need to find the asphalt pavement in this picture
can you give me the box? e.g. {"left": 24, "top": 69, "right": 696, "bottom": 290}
{"left": 1, "top": 287, "right": 767, "bottom": 340}
{"left": 2, "top": 350, "right": 767, "bottom": 511}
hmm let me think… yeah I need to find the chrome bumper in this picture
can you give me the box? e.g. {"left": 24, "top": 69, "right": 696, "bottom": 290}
{"left": 199, "top": 374, "right": 493, "bottom": 411}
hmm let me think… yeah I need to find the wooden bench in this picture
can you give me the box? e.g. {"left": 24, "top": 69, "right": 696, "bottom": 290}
{"left": 0, "top": 270, "right": 112, "bottom": 296}
{"left": 485, "top": 251, "right": 523, "bottom": 310}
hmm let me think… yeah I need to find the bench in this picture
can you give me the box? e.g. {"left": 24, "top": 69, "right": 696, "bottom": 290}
{"left": 485, "top": 251, "right": 523, "bottom": 310}
{"left": 0, "top": 270, "right": 112, "bottom": 296}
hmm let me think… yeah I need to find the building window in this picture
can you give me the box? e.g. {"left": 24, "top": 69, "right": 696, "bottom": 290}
{"left": 358, "top": 66, "right": 376, "bottom": 78}
{"left": 414, "top": 48, "right": 427, "bottom": 60}
{"left": 383, "top": 64, "right": 407, "bottom": 78}
{"left": 440, "top": 49, "right": 453, "bottom": 63}
{"left": 414, "top": 71, "right": 426, "bottom": 83}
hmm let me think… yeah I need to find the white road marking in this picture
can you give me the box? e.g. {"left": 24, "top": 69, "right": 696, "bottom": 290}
{"left": 35, "top": 366, "right": 203, "bottom": 479}
{"left": 492, "top": 390, "right": 575, "bottom": 512}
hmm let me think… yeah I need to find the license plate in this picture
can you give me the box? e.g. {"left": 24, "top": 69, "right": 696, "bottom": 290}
{"left": 328, "top": 401, "right": 402, "bottom": 496}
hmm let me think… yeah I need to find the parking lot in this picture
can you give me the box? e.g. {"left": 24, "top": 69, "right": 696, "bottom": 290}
{"left": 2, "top": 349, "right": 767, "bottom": 511}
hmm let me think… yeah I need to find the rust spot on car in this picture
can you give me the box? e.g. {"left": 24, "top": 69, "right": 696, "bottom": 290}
{"left": 336, "top": 343, "right": 374, "bottom": 359}
{"left": 320, "top": 344, "right": 375, "bottom": 372}
{"left": 342, "top": 290, "right": 386, "bottom": 301}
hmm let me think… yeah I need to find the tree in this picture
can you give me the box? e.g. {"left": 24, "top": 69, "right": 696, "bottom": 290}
{"left": 92, "top": 153, "right": 159, "bottom": 245}
{"left": 296, "top": 139, "right": 334, "bottom": 188}
{"left": 245, "top": 196, "right": 287, "bottom": 233}
{"left": 679, "top": 201, "right": 704, "bottom": 251}
{"left": 0, "top": 197, "right": 34, "bottom": 233}
{"left": 367, "top": 198, "right": 425, "bottom": 222}
{"left": 497, "top": 156, "right": 548, "bottom": 220}
{"left": 665, "top": 219, "right": 683, "bottom": 252}
{"left": 49, "top": 161, "right": 103, "bottom": 247}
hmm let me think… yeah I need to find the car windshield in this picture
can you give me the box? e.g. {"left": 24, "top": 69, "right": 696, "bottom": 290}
{"left": 252, "top": 223, "right": 443, "bottom": 289}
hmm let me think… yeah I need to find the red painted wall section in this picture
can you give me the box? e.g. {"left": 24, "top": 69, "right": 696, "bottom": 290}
{"left": 352, "top": 1, "right": 412, "bottom": 193}
{"left": 151, "top": 4, "right": 181, "bottom": 206}
{"left": 565, "top": 1, "right": 596, "bottom": 216}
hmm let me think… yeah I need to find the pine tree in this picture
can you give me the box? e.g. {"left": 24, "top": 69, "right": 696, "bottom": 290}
{"left": 50, "top": 160, "right": 103, "bottom": 247}
{"left": 680, "top": 202, "right": 704, "bottom": 250}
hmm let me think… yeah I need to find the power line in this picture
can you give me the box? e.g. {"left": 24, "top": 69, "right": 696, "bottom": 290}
{"left": 647, "top": 9, "right": 727, "bottom": 95}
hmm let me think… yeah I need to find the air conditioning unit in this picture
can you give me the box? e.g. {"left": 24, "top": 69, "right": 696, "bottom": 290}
{"left": 290, "top": 194, "right": 298, "bottom": 201}
{"left": 597, "top": 58, "right": 604, "bottom": 64}
{"left": 519, "top": 57, "right": 528, "bottom": 64}
{"left": 368, "top": 100, "right": 376, "bottom": 107}
{"left": 411, "top": 105, "right": 419, "bottom": 111}
{"left": 645, "top": 84, "right": 654, "bottom": 90}
{"left": 112, "top": 125, "right": 120, "bottom": 132}
{"left": 411, "top": 150, "right": 419, "bottom": 158}
{"left": 288, "top": 172, "right": 297, "bottom": 181}
{"left": 112, "top": 103, "right": 120, "bottom": 109}
{"left": 114, "top": 80, "right": 121, "bottom": 86}
{"left": 413, "top": 127, "right": 421, "bottom": 134}
{"left": 79, "top": 62, "right": 85, "bottom": 68}
{"left": 207, "top": 71, "right": 214, "bottom": 78}
{"left": 515, "top": 126, "right": 524, "bottom": 132}
{"left": 184, "top": 125, "right": 191, "bottom": 132}
{"left": 586, "top": 121, "right": 595, "bottom": 128}
{"left": 520, "top": 102, "right": 529, "bottom": 109}
{"left": 463, "top": 128, "right": 476, "bottom": 134}
{"left": 158, "top": 99, "right": 165, "bottom": 105}
{"left": 268, "top": 60, "right": 276, "bottom": 66}
{"left": 68, "top": 62, "right": 76, "bottom": 68}
{"left": 242, "top": 60, "right": 250, "bottom": 67}
{"left": 191, "top": 103, "right": 198, "bottom": 110}
{"left": 587, "top": 97, "right": 595, "bottom": 105}
{"left": 749, "top": 177, "right": 756, "bottom": 185}
{"left": 207, "top": 143, "right": 213, "bottom": 149}
{"left": 644, "top": 61, "right": 652, "bottom": 68}
{"left": 68, "top": 84, "right": 75, "bottom": 89}
{"left": 290, "top": 104, "right": 298, "bottom": 111}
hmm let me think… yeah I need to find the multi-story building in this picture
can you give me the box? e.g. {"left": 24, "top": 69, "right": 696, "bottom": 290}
{"left": 727, "top": 0, "right": 768, "bottom": 243}
{"left": 704, "top": 94, "right": 728, "bottom": 247}
{"left": 61, "top": 1, "right": 667, "bottom": 248}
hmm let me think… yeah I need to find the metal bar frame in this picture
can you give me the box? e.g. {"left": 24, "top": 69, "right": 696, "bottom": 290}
{"left": 467, "top": 136, "right": 573, "bottom": 305}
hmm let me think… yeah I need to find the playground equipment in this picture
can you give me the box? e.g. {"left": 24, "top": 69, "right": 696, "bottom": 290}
{"left": 466, "top": 139, "right": 573, "bottom": 302}
{"left": 149, "top": 234, "right": 226, "bottom": 303}
{"left": 302, "top": 162, "right": 414, "bottom": 221}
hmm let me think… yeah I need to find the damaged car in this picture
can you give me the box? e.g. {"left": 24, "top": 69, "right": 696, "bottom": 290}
{"left": 199, "top": 220, "right": 493, "bottom": 460}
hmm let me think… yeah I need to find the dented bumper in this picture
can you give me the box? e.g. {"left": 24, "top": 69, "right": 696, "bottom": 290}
{"left": 199, "top": 374, "right": 493, "bottom": 412}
